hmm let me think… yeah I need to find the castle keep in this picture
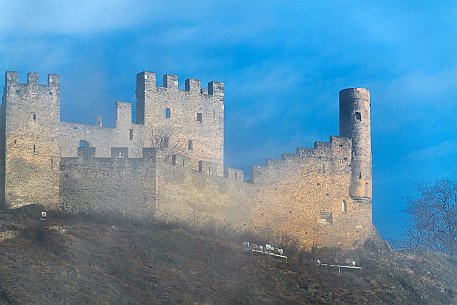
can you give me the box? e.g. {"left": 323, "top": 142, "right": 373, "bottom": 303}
{"left": 0, "top": 71, "right": 374, "bottom": 248}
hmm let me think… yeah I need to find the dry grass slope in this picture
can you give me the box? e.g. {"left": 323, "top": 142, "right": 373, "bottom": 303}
{"left": 0, "top": 205, "right": 456, "bottom": 305}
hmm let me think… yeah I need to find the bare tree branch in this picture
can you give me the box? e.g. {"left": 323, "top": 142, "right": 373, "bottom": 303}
{"left": 404, "top": 179, "right": 457, "bottom": 256}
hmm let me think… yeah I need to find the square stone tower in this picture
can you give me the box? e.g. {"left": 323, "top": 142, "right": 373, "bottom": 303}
{"left": 136, "top": 72, "right": 224, "bottom": 175}
{"left": 0, "top": 72, "right": 61, "bottom": 208}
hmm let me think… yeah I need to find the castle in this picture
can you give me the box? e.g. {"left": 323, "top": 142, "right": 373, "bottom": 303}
{"left": 0, "top": 71, "right": 374, "bottom": 248}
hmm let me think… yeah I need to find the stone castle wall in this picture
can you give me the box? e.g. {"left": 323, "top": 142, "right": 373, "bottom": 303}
{"left": 59, "top": 140, "right": 372, "bottom": 247}
{"left": 0, "top": 71, "right": 374, "bottom": 249}
{"left": 59, "top": 148, "right": 158, "bottom": 218}
{"left": 155, "top": 154, "right": 255, "bottom": 231}
{"left": 250, "top": 136, "right": 372, "bottom": 248}
{"left": 58, "top": 73, "right": 224, "bottom": 176}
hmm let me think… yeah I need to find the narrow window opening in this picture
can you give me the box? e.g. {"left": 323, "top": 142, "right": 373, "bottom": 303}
{"left": 322, "top": 164, "right": 325, "bottom": 173}
{"left": 165, "top": 108, "right": 171, "bottom": 119}
{"left": 33, "top": 144, "right": 36, "bottom": 153}
{"left": 208, "top": 167, "right": 211, "bottom": 175}
{"left": 355, "top": 112, "right": 361, "bottom": 121}
{"left": 163, "top": 137, "right": 169, "bottom": 148}
{"left": 197, "top": 112, "right": 203, "bottom": 123}
{"left": 13, "top": 139, "right": 17, "bottom": 145}
{"left": 32, "top": 113, "right": 36, "bottom": 121}
{"left": 129, "top": 129, "right": 133, "bottom": 140}
{"left": 188, "top": 140, "right": 193, "bottom": 150}
{"left": 359, "top": 172, "right": 362, "bottom": 179}
{"left": 342, "top": 200, "right": 347, "bottom": 213}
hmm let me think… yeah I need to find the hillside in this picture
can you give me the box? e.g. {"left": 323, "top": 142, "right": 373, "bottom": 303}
{"left": 0, "top": 206, "right": 456, "bottom": 305}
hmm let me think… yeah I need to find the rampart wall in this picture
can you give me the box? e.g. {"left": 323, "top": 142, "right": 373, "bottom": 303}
{"left": 155, "top": 154, "right": 255, "bottom": 231}
{"left": 57, "top": 136, "right": 372, "bottom": 248}
{"left": 60, "top": 148, "right": 157, "bottom": 218}
{"left": 250, "top": 136, "right": 371, "bottom": 248}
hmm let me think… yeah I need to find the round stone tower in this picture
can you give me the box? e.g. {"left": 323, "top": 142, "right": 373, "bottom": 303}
{"left": 339, "top": 88, "right": 372, "bottom": 202}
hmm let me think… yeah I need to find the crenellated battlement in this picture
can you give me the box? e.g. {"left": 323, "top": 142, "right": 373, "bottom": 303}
{"left": 135, "top": 70, "right": 224, "bottom": 96}
{"left": 250, "top": 136, "right": 352, "bottom": 184}
{"left": 5, "top": 71, "right": 59, "bottom": 88}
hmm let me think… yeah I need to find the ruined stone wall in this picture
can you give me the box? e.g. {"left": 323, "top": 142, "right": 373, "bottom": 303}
{"left": 60, "top": 148, "right": 157, "bottom": 218}
{"left": 2, "top": 72, "right": 60, "bottom": 208}
{"left": 249, "top": 136, "right": 372, "bottom": 248}
{"left": 0, "top": 70, "right": 373, "bottom": 249}
{"left": 59, "top": 102, "right": 145, "bottom": 158}
{"left": 0, "top": 98, "right": 6, "bottom": 205}
{"left": 136, "top": 72, "right": 224, "bottom": 176}
{"left": 155, "top": 155, "right": 254, "bottom": 230}
{"left": 154, "top": 136, "right": 372, "bottom": 248}
{"left": 59, "top": 71, "right": 224, "bottom": 177}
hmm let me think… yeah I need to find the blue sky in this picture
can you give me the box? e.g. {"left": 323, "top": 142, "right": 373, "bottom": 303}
{"left": 1, "top": 0, "right": 457, "bottom": 243}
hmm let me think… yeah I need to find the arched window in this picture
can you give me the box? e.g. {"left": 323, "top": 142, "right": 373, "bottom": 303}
{"left": 79, "top": 140, "right": 90, "bottom": 148}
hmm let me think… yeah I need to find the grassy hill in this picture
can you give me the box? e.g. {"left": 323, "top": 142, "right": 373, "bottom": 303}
{"left": 0, "top": 206, "right": 456, "bottom": 305}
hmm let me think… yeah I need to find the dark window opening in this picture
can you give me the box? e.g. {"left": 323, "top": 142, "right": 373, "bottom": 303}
{"left": 197, "top": 112, "right": 203, "bottom": 123}
{"left": 129, "top": 129, "right": 133, "bottom": 140}
{"left": 320, "top": 212, "right": 333, "bottom": 225}
{"left": 165, "top": 108, "right": 171, "bottom": 119}
{"left": 32, "top": 113, "right": 36, "bottom": 121}
{"left": 355, "top": 112, "right": 361, "bottom": 121}
{"left": 13, "top": 139, "right": 16, "bottom": 145}
{"left": 188, "top": 140, "right": 193, "bottom": 150}
{"left": 79, "top": 140, "right": 90, "bottom": 148}
{"left": 359, "top": 172, "right": 362, "bottom": 179}
{"left": 33, "top": 144, "right": 36, "bottom": 153}
{"left": 208, "top": 167, "right": 211, "bottom": 175}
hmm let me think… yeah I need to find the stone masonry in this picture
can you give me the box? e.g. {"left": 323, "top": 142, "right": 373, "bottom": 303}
{"left": 0, "top": 71, "right": 374, "bottom": 248}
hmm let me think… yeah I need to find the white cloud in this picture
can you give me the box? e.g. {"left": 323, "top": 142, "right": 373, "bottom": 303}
{"left": 407, "top": 140, "right": 457, "bottom": 162}
{"left": 384, "top": 68, "right": 457, "bottom": 103}
{"left": 0, "top": 1, "right": 166, "bottom": 33}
